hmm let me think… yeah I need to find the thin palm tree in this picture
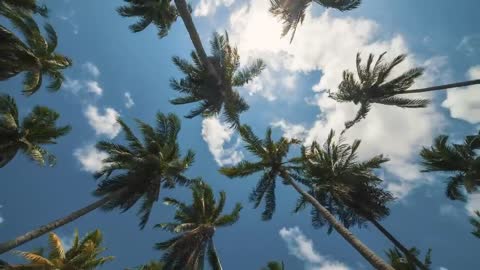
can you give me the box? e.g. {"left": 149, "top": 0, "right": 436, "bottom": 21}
{"left": 219, "top": 125, "right": 395, "bottom": 270}
{"left": 0, "top": 0, "right": 48, "bottom": 17}
{"left": 269, "top": 0, "right": 361, "bottom": 42}
{"left": 470, "top": 211, "right": 480, "bottom": 239}
{"left": 171, "top": 31, "right": 265, "bottom": 128}
{"left": 0, "top": 94, "right": 71, "bottom": 168}
{"left": 329, "top": 53, "right": 480, "bottom": 131}
{"left": 261, "top": 261, "right": 285, "bottom": 270}
{"left": 117, "top": 0, "right": 177, "bottom": 38}
{"left": 386, "top": 247, "right": 432, "bottom": 270}
{"left": 154, "top": 181, "right": 242, "bottom": 270}
{"left": 0, "top": 112, "right": 195, "bottom": 254}
{"left": 293, "top": 130, "right": 428, "bottom": 270}
{"left": 0, "top": 3, "right": 72, "bottom": 95}
{"left": 420, "top": 131, "right": 480, "bottom": 201}
{"left": 14, "top": 230, "right": 114, "bottom": 270}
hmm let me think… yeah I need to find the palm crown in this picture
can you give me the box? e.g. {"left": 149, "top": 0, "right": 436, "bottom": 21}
{"left": 292, "top": 130, "right": 392, "bottom": 230}
{"left": 1, "top": 0, "right": 48, "bottom": 16}
{"left": 0, "top": 94, "right": 71, "bottom": 168}
{"left": 269, "top": 0, "right": 361, "bottom": 42}
{"left": 386, "top": 247, "right": 432, "bottom": 270}
{"left": 261, "top": 261, "right": 285, "bottom": 270}
{"left": 0, "top": 3, "right": 72, "bottom": 95}
{"left": 420, "top": 131, "right": 480, "bottom": 201}
{"left": 117, "top": 0, "right": 177, "bottom": 38}
{"left": 170, "top": 31, "right": 265, "bottom": 128}
{"left": 93, "top": 112, "right": 195, "bottom": 228}
{"left": 329, "top": 52, "right": 427, "bottom": 131}
{"left": 154, "top": 181, "right": 242, "bottom": 270}
{"left": 15, "top": 230, "right": 114, "bottom": 270}
{"left": 220, "top": 125, "right": 300, "bottom": 220}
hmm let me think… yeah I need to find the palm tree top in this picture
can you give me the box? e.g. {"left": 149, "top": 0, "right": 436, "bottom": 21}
{"left": 386, "top": 247, "right": 432, "bottom": 270}
{"left": 170, "top": 31, "right": 265, "bottom": 128}
{"left": 155, "top": 181, "right": 242, "bottom": 269}
{"left": 261, "top": 261, "right": 285, "bottom": 270}
{"left": 1, "top": 0, "right": 48, "bottom": 17}
{"left": 93, "top": 112, "right": 195, "bottom": 228}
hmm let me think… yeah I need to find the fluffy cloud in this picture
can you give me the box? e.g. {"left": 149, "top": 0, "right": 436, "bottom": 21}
{"left": 194, "top": 0, "right": 234, "bottom": 17}
{"left": 279, "top": 227, "right": 350, "bottom": 270}
{"left": 227, "top": 0, "right": 447, "bottom": 198}
{"left": 85, "top": 81, "right": 103, "bottom": 96}
{"left": 82, "top": 62, "right": 100, "bottom": 77}
{"left": 201, "top": 117, "right": 243, "bottom": 166}
{"left": 84, "top": 105, "right": 121, "bottom": 139}
{"left": 62, "top": 78, "right": 102, "bottom": 97}
{"left": 271, "top": 120, "right": 308, "bottom": 141}
{"left": 73, "top": 145, "right": 108, "bottom": 173}
{"left": 124, "top": 92, "right": 135, "bottom": 108}
{"left": 442, "top": 66, "right": 480, "bottom": 124}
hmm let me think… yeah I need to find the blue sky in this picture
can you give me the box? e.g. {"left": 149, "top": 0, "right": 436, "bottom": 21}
{"left": 1, "top": 0, "right": 480, "bottom": 269}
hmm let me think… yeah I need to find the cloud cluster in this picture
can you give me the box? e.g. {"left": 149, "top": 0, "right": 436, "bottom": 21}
{"left": 124, "top": 92, "right": 135, "bottom": 108}
{"left": 84, "top": 105, "right": 121, "bottom": 139}
{"left": 271, "top": 120, "right": 308, "bottom": 141}
{"left": 194, "top": 0, "right": 234, "bottom": 17}
{"left": 82, "top": 62, "right": 100, "bottom": 77}
{"left": 73, "top": 145, "right": 108, "bottom": 173}
{"left": 201, "top": 117, "right": 243, "bottom": 166}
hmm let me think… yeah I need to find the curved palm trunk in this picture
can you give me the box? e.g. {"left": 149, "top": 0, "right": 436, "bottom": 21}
{"left": 399, "top": 79, "right": 480, "bottom": 94}
{"left": 368, "top": 219, "right": 428, "bottom": 270}
{"left": 0, "top": 189, "right": 125, "bottom": 254}
{"left": 173, "top": 0, "right": 222, "bottom": 85}
{"left": 284, "top": 176, "right": 394, "bottom": 270}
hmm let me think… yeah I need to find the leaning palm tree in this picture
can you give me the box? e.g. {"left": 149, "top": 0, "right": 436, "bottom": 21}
{"left": 0, "top": 3, "right": 72, "bottom": 95}
{"left": 170, "top": 31, "right": 265, "bottom": 127}
{"left": 420, "top": 131, "right": 480, "bottom": 201}
{"left": 329, "top": 53, "right": 480, "bottom": 131}
{"left": 0, "top": 0, "right": 48, "bottom": 17}
{"left": 219, "top": 125, "right": 394, "bottom": 270}
{"left": 470, "top": 211, "right": 480, "bottom": 239}
{"left": 0, "top": 112, "right": 194, "bottom": 254}
{"left": 117, "top": 0, "right": 177, "bottom": 38}
{"left": 386, "top": 247, "right": 432, "bottom": 270}
{"left": 155, "top": 181, "right": 242, "bottom": 270}
{"left": 294, "top": 130, "right": 428, "bottom": 270}
{"left": 0, "top": 94, "right": 71, "bottom": 168}
{"left": 269, "top": 0, "right": 361, "bottom": 42}
{"left": 261, "top": 261, "right": 285, "bottom": 270}
{"left": 14, "top": 230, "right": 114, "bottom": 270}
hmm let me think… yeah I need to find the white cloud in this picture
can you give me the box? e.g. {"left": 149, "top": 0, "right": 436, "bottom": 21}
{"left": 124, "top": 92, "right": 135, "bottom": 108}
{"left": 84, "top": 105, "right": 121, "bottom": 139}
{"left": 442, "top": 66, "right": 480, "bottom": 124}
{"left": 439, "top": 267, "right": 448, "bottom": 270}
{"left": 227, "top": 0, "right": 447, "bottom": 198}
{"left": 201, "top": 117, "right": 243, "bottom": 166}
{"left": 279, "top": 227, "right": 351, "bottom": 270}
{"left": 62, "top": 78, "right": 103, "bottom": 97}
{"left": 85, "top": 81, "right": 103, "bottom": 96}
{"left": 194, "top": 0, "right": 234, "bottom": 17}
{"left": 82, "top": 62, "right": 100, "bottom": 77}
{"left": 457, "top": 35, "right": 480, "bottom": 55}
{"left": 73, "top": 145, "right": 108, "bottom": 173}
{"left": 271, "top": 120, "right": 308, "bottom": 141}
{"left": 466, "top": 193, "right": 480, "bottom": 216}
{"left": 62, "top": 77, "right": 82, "bottom": 94}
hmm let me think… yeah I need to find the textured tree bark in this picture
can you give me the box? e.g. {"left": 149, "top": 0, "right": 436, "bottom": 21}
{"left": 400, "top": 79, "right": 480, "bottom": 94}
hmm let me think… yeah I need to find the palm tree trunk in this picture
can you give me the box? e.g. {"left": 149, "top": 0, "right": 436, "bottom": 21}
{"left": 369, "top": 218, "right": 428, "bottom": 270}
{"left": 399, "top": 79, "right": 480, "bottom": 94}
{"left": 0, "top": 188, "right": 125, "bottom": 255}
{"left": 283, "top": 175, "right": 394, "bottom": 270}
{"left": 173, "top": 0, "right": 222, "bottom": 86}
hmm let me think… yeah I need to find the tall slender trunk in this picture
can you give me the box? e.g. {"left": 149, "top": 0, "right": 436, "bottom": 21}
{"left": 173, "top": 0, "right": 222, "bottom": 86}
{"left": 0, "top": 189, "right": 125, "bottom": 255}
{"left": 282, "top": 174, "right": 394, "bottom": 270}
{"left": 369, "top": 218, "right": 428, "bottom": 270}
{"left": 399, "top": 79, "right": 480, "bottom": 94}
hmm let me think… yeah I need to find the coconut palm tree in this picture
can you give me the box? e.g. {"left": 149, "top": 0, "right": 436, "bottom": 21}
{"left": 261, "top": 261, "right": 285, "bottom": 270}
{"left": 329, "top": 53, "right": 480, "bottom": 131}
{"left": 219, "top": 125, "right": 394, "bottom": 270}
{"left": 470, "top": 211, "right": 480, "bottom": 239}
{"left": 154, "top": 181, "right": 242, "bottom": 270}
{"left": 0, "top": 3, "right": 72, "bottom": 95}
{"left": 294, "top": 130, "right": 428, "bottom": 270}
{"left": 0, "top": 112, "right": 195, "bottom": 254}
{"left": 171, "top": 31, "right": 265, "bottom": 128}
{"left": 0, "top": 94, "right": 71, "bottom": 168}
{"left": 117, "top": 0, "right": 177, "bottom": 38}
{"left": 0, "top": 0, "right": 48, "bottom": 17}
{"left": 14, "top": 230, "right": 114, "bottom": 270}
{"left": 420, "top": 131, "right": 480, "bottom": 201}
{"left": 269, "top": 0, "right": 361, "bottom": 42}
{"left": 386, "top": 247, "right": 432, "bottom": 270}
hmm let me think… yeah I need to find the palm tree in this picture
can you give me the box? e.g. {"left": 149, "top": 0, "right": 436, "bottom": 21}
{"left": 219, "top": 125, "right": 395, "bottom": 270}
{"left": 171, "top": 31, "right": 265, "bottom": 127}
{"left": 470, "top": 211, "right": 480, "bottom": 239}
{"left": 154, "top": 181, "right": 242, "bottom": 270}
{"left": 329, "top": 53, "right": 480, "bottom": 131}
{"left": 386, "top": 247, "right": 432, "bottom": 270}
{"left": 0, "top": 94, "right": 71, "bottom": 168}
{"left": 0, "top": 113, "right": 195, "bottom": 254}
{"left": 13, "top": 230, "right": 113, "bottom": 269}
{"left": 420, "top": 131, "right": 480, "bottom": 201}
{"left": 261, "top": 261, "right": 285, "bottom": 270}
{"left": 0, "top": 3, "right": 72, "bottom": 95}
{"left": 127, "top": 260, "right": 164, "bottom": 270}
{"left": 117, "top": 0, "right": 177, "bottom": 38}
{"left": 0, "top": 0, "right": 48, "bottom": 17}
{"left": 269, "top": 0, "right": 361, "bottom": 42}
{"left": 294, "top": 130, "right": 428, "bottom": 270}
